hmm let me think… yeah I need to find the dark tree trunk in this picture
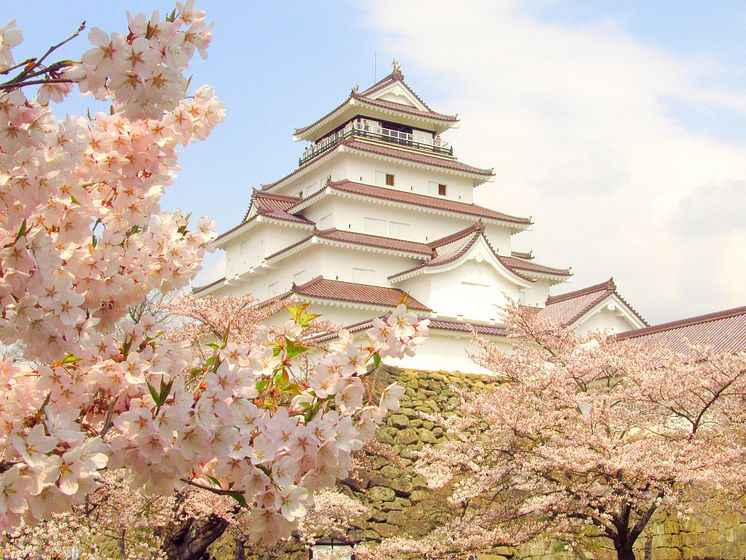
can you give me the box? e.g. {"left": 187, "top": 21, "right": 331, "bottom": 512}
{"left": 163, "top": 515, "right": 230, "bottom": 560}
{"left": 613, "top": 541, "right": 636, "bottom": 560}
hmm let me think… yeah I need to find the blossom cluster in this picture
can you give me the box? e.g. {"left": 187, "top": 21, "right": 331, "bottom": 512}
{"left": 0, "top": 2, "right": 430, "bottom": 543}
{"left": 391, "top": 303, "right": 746, "bottom": 558}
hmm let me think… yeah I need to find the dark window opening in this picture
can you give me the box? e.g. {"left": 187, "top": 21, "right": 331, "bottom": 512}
{"left": 438, "top": 184, "right": 447, "bottom": 196}
{"left": 385, "top": 174, "right": 395, "bottom": 186}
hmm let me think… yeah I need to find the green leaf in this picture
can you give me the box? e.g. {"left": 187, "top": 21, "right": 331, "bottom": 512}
{"left": 372, "top": 353, "right": 381, "bottom": 369}
{"left": 256, "top": 378, "right": 268, "bottom": 392}
{"left": 158, "top": 379, "right": 174, "bottom": 404}
{"left": 62, "top": 354, "right": 79, "bottom": 364}
{"left": 285, "top": 339, "right": 307, "bottom": 359}
{"left": 283, "top": 383, "right": 302, "bottom": 396}
{"left": 227, "top": 491, "right": 248, "bottom": 508}
{"left": 206, "top": 475, "right": 222, "bottom": 488}
{"left": 146, "top": 382, "right": 160, "bottom": 406}
{"left": 274, "top": 370, "right": 289, "bottom": 390}
{"left": 14, "top": 219, "right": 27, "bottom": 243}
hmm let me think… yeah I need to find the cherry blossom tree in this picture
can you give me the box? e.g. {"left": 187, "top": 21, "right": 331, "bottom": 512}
{"left": 0, "top": 3, "right": 429, "bottom": 552}
{"left": 379, "top": 304, "right": 746, "bottom": 560}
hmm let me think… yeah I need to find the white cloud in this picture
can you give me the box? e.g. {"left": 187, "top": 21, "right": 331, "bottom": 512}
{"left": 361, "top": 0, "right": 746, "bottom": 323}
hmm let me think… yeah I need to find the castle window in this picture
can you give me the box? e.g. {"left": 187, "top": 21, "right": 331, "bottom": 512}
{"left": 385, "top": 173, "right": 395, "bottom": 186}
{"left": 389, "top": 221, "right": 411, "bottom": 238}
{"left": 438, "top": 183, "right": 447, "bottom": 196}
{"left": 364, "top": 217, "right": 386, "bottom": 235}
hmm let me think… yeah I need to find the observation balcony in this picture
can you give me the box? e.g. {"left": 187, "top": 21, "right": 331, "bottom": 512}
{"left": 299, "top": 119, "right": 453, "bottom": 167}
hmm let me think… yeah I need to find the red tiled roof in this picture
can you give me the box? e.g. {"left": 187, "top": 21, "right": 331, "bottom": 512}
{"left": 295, "top": 71, "right": 457, "bottom": 136}
{"left": 539, "top": 279, "right": 647, "bottom": 327}
{"left": 342, "top": 139, "right": 492, "bottom": 176}
{"left": 252, "top": 191, "right": 310, "bottom": 224}
{"left": 511, "top": 250, "right": 533, "bottom": 260}
{"left": 262, "top": 276, "right": 430, "bottom": 312}
{"left": 499, "top": 255, "right": 571, "bottom": 277}
{"left": 265, "top": 228, "right": 433, "bottom": 262}
{"left": 360, "top": 69, "right": 433, "bottom": 111}
{"left": 615, "top": 306, "right": 746, "bottom": 354}
{"left": 215, "top": 191, "right": 313, "bottom": 244}
{"left": 311, "top": 315, "right": 508, "bottom": 343}
{"left": 389, "top": 224, "right": 563, "bottom": 282}
{"left": 192, "top": 276, "right": 225, "bottom": 295}
{"left": 316, "top": 228, "right": 433, "bottom": 255}
{"left": 261, "top": 136, "right": 493, "bottom": 193}
{"left": 316, "top": 180, "right": 531, "bottom": 226}
{"left": 351, "top": 93, "right": 457, "bottom": 122}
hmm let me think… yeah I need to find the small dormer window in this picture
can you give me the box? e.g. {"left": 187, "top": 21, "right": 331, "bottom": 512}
{"left": 438, "top": 184, "right": 447, "bottom": 196}
{"left": 385, "top": 174, "right": 395, "bottom": 186}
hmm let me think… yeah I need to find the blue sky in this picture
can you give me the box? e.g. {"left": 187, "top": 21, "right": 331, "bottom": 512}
{"left": 9, "top": 1, "right": 746, "bottom": 323}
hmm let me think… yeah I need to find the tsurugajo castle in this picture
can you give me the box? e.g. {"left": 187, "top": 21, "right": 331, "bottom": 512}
{"left": 196, "top": 60, "right": 649, "bottom": 372}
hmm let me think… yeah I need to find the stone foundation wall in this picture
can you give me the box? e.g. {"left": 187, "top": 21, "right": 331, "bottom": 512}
{"left": 212, "top": 366, "right": 746, "bottom": 559}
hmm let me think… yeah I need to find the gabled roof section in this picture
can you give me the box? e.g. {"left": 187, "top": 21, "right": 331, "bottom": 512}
{"left": 360, "top": 65, "right": 432, "bottom": 110}
{"left": 213, "top": 190, "right": 314, "bottom": 248}
{"left": 247, "top": 190, "right": 307, "bottom": 222}
{"left": 539, "top": 278, "right": 647, "bottom": 328}
{"left": 294, "top": 65, "right": 458, "bottom": 141}
{"left": 615, "top": 305, "right": 746, "bottom": 354}
{"left": 291, "top": 180, "right": 531, "bottom": 230}
{"left": 389, "top": 224, "right": 543, "bottom": 286}
{"left": 258, "top": 276, "right": 430, "bottom": 312}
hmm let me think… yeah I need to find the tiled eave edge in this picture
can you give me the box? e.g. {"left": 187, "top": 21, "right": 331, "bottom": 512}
{"left": 311, "top": 316, "right": 509, "bottom": 344}
{"left": 265, "top": 235, "right": 430, "bottom": 266}
{"left": 192, "top": 276, "right": 226, "bottom": 297}
{"left": 290, "top": 187, "right": 532, "bottom": 234}
{"left": 294, "top": 96, "right": 457, "bottom": 141}
{"left": 515, "top": 269, "right": 573, "bottom": 285}
{"left": 213, "top": 215, "right": 315, "bottom": 249}
{"left": 338, "top": 142, "right": 493, "bottom": 184}
{"left": 264, "top": 140, "right": 494, "bottom": 194}
{"left": 273, "top": 293, "right": 431, "bottom": 315}
{"left": 389, "top": 236, "right": 535, "bottom": 287}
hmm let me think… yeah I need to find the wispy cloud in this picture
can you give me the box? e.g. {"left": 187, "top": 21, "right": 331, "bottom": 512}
{"left": 361, "top": 0, "right": 746, "bottom": 323}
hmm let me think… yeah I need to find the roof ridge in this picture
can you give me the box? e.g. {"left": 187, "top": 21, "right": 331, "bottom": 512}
{"left": 499, "top": 254, "right": 572, "bottom": 277}
{"left": 292, "top": 275, "right": 324, "bottom": 291}
{"left": 428, "top": 223, "right": 482, "bottom": 248}
{"left": 255, "top": 191, "right": 302, "bottom": 201}
{"left": 316, "top": 228, "right": 432, "bottom": 253}
{"left": 616, "top": 305, "right": 746, "bottom": 340}
{"left": 546, "top": 278, "right": 616, "bottom": 304}
{"left": 192, "top": 276, "right": 226, "bottom": 294}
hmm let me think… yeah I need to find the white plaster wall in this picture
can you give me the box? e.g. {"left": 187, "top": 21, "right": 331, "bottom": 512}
{"left": 577, "top": 306, "right": 637, "bottom": 335}
{"left": 399, "top": 260, "right": 523, "bottom": 322}
{"left": 315, "top": 244, "right": 422, "bottom": 286}
{"left": 483, "top": 224, "right": 513, "bottom": 256}
{"left": 264, "top": 302, "right": 379, "bottom": 329}
{"left": 385, "top": 331, "right": 513, "bottom": 375}
{"left": 276, "top": 150, "right": 478, "bottom": 204}
{"left": 523, "top": 279, "right": 553, "bottom": 308}
{"left": 321, "top": 197, "right": 506, "bottom": 243}
{"left": 224, "top": 222, "right": 309, "bottom": 277}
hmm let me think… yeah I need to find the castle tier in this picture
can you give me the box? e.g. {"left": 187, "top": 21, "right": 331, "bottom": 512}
{"left": 197, "top": 61, "right": 647, "bottom": 372}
